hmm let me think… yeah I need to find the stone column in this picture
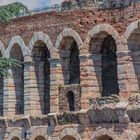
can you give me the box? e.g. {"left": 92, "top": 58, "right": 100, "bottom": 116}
{"left": 24, "top": 61, "right": 32, "bottom": 115}
{"left": 80, "top": 54, "right": 91, "bottom": 109}
{"left": 88, "top": 54, "right": 102, "bottom": 96}
{"left": 3, "top": 68, "right": 15, "bottom": 116}
{"left": 60, "top": 50, "right": 70, "bottom": 85}
{"left": 117, "top": 50, "right": 137, "bottom": 98}
{"left": 49, "top": 58, "right": 61, "bottom": 113}
{"left": 24, "top": 61, "right": 45, "bottom": 115}
{"left": 117, "top": 51, "right": 128, "bottom": 98}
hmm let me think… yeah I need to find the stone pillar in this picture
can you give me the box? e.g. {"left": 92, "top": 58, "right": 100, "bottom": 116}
{"left": 3, "top": 68, "right": 15, "bottom": 116}
{"left": 117, "top": 51, "right": 137, "bottom": 98}
{"left": 60, "top": 50, "right": 70, "bottom": 85}
{"left": 87, "top": 54, "right": 102, "bottom": 97}
{"left": 24, "top": 61, "right": 32, "bottom": 115}
{"left": 80, "top": 54, "right": 90, "bottom": 109}
{"left": 49, "top": 58, "right": 61, "bottom": 113}
{"left": 24, "top": 61, "right": 45, "bottom": 115}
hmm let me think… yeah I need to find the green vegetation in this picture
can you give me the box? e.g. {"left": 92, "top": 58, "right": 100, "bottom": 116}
{"left": 0, "top": 57, "right": 21, "bottom": 77}
{"left": 0, "top": 2, "right": 23, "bottom": 76}
{"left": 61, "top": 0, "right": 96, "bottom": 10}
{"left": 0, "top": 2, "right": 29, "bottom": 23}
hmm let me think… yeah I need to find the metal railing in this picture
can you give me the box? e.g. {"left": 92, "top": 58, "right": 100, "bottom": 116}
{"left": 16, "top": 1, "right": 140, "bottom": 19}
{"left": 17, "top": 2, "right": 98, "bottom": 18}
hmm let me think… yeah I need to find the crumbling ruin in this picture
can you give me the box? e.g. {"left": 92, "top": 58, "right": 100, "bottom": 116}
{"left": 0, "top": 2, "right": 139, "bottom": 140}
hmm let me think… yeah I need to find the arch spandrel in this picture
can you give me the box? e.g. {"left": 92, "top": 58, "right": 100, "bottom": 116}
{"left": 6, "top": 129, "right": 22, "bottom": 140}
{"left": 85, "top": 24, "right": 123, "bottom": 52}
{"left": 55, "top": 28, "right": 83, "bottom": 52}
{"left": 29, "top": 32, "right": 57, "bottom": 59}
{"left": 58, "top": 128, "right": 81, "bottom": 140}
{"left": 7, "top": 36, "right": 27, "bottom": 58}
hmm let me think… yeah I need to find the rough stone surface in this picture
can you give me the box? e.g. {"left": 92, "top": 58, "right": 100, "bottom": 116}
{"left": 0, "top": 3, "right": 140, "bottom": 140}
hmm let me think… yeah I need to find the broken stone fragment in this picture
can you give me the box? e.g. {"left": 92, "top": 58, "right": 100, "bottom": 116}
{"left": 116, "top": 102, "right": 130, "bottom": 123}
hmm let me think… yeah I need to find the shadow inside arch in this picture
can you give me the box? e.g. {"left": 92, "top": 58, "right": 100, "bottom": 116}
{"left": 34, "top": 136, "right": 46, "bottom": 140}
{"left": 59, "top": 36, "right": 80, "bottom": 85}
{"left": 127, "top": 27, "right": 140, "bottom": 93}
{"left": 89, "top": 31, "right": 119, "bottom": 97}
{"left": 97, "top": 135, "right": 113, "bottom": 140}
{"left": 11, "top": 137, "right": 20, "bottom": 140}
{"left": 62, "top": 135, "right": 76, "bottom": 140}
{"left": 31, "top": 40, "right": 50, "bottom": 114}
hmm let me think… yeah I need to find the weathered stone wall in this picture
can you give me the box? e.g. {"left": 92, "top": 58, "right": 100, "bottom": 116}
{"left": 0, "top": 3, "right": 139, "bottom": 140}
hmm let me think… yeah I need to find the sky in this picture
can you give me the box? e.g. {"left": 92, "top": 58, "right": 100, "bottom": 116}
{"left": 0, "top": 0, "right": 63, "bottom": 9}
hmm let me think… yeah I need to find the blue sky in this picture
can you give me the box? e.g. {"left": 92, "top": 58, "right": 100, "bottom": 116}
{"left": 0, "top": 0, "right": 63, "bottom": 9}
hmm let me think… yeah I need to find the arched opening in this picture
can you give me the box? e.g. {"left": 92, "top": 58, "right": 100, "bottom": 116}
{"left": 34, "top": 136, "right": 45, "bottom": 140}
{"left": 0, "top": 52, "right": 3, "bottom": 116}
{"left": 32, "top": 40, "right": 50, "bottom": 114}
{"left": 101, "top": 35, "right": 119, "bottom": 96}
{"left": 67, "top": 91, "right": 75, "bottom": 111}
{"left": 11, "top": 137, "right": 20, "bottom": 140}
{"left": 62, "top": 135, "right": 76, "bottom": 140}
{"left": 10, "top": 44, "right": 24, "bottom": 115}
{"left": 97, "top": 135, "right": 113, "bottom": 140}
{"left": 60, "top": 37, "right": 80, "bottom": 85}
{"left": 127, "top": 28, "right": 140, "bottom": 92}
{"left": 89, "top": 32, "right": 119, "bottom": 96}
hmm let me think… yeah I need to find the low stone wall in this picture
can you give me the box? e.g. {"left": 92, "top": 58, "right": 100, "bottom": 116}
{"left": 1, "top": 107, "right": 140, "bottom": 140}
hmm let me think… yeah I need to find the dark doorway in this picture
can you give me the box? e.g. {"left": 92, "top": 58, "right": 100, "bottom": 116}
{"left": 70, "top": 41, "right": 80, "bottom": 84}
{"left": 60, "top": 37, "right": 80, "bottom": 85}
{"left": 67, "top": 91, "right": 75, "bottom": 111}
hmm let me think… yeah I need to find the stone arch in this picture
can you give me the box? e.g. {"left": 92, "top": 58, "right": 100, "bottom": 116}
{"left": 124, "top": 20, "right": 140, "bottom": 94}
{"left": 29, "top": 32, "right": 55, "bottom": 59}
{"left": 30, "top": 39, "right": 50, "bottom": 115}
{"left": 56, "top": 28, "right": 81, "bottom": 85}
{"left": 7, "top": 36, "right": 27, "bottom": 58}
{"left": 125, "top": 130, "right": 137, "bottom": 140}
{"left": 55, "top": 28, "right": 83, "bottom": 50}
{"left": 87, "top": 24, "right": 120, "bottom": 97}
{"left": 9, "top": 39, "right": 24, "bottom": 115}
{"left": 59, "top": 128, "right": 81, "bottom": 140}
{"left": 31, "top": 128, "right": 48, "bottom": 140}
{"left": 92, "top": 132, "right": 115, "bottom": 140}
{"left": 34, "top": 136, "right": 46, "bottom": 140}
{"left": 6, "top": 129, "right": 21, "bottom": 140}
{"left": 124, "top": 20, "right": 140, "bottom": 41}
{"left": 85, "top": 24, "right": 121, "bottom": 50}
